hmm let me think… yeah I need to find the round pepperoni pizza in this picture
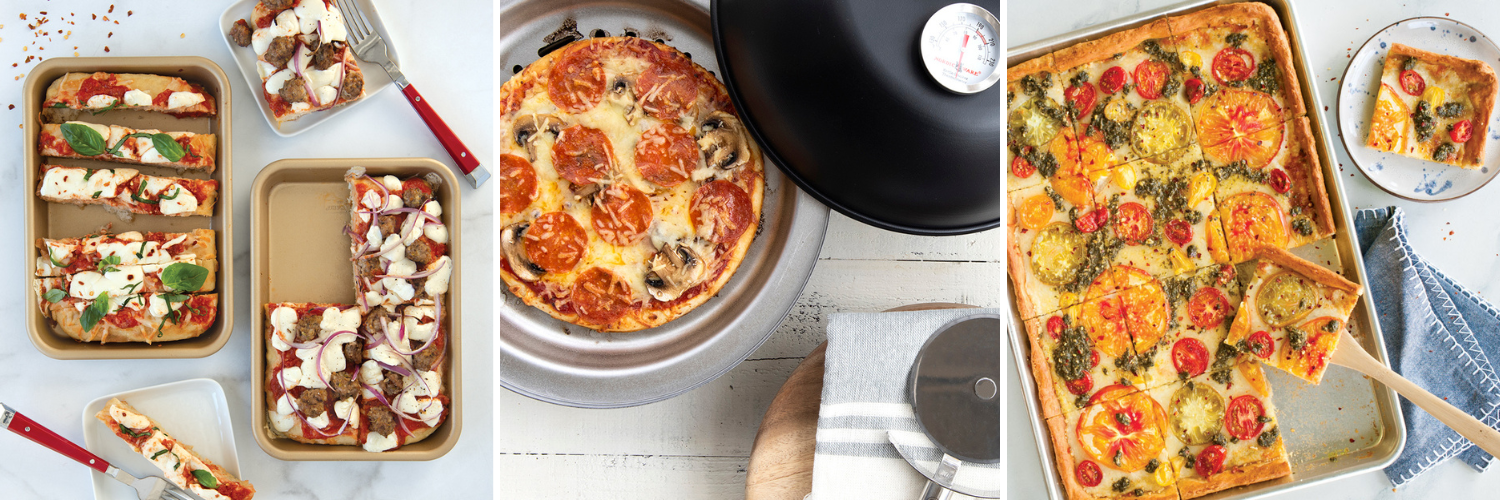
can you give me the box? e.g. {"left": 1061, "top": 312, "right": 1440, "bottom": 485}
{"left": 499, "top": 36, "right": 765, "bottom": 332}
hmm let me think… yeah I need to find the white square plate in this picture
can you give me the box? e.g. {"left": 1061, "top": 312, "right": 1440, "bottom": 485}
{"left": 219, "top": 0, "right": 399, "bottom": 136}
{"left": 82, "top": 378, "right": 240, "bottom": 500}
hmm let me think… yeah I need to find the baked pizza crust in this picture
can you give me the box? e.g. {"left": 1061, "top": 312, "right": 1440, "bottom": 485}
{"left": 1281, "top": 117, "right": 1336, "bottom": 246}
{"left": 44, "top": 72, "right": 217, "bottom": 117}
{"left": 42, "top": 294, "right": 217, "bottom": 343}
{"left": 1252, "top": 247, "right": 1360, "bottom": 294}
{"left": 1166, "top": 2, "right": 1305, "bottom": 119}
{"left": 1050, "top": 19, "right": 1173, "bottom": 73}
{"left": 1177, "top": 444, "right": 1292, "bottom": 498}
{"left": 1026, "top": 318, "right": 1067, "bottom": 419}
{"left": 1009, "top": 53, "right": 1054, "bottom": 83}
{"left": 1046, "top": 415, "right": 1179, "bottom": 500}
{"left": 1383, "top": 43, "right": 1497, "bottom": 168}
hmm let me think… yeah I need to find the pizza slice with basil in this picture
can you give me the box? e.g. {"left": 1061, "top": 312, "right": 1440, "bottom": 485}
{"left": 265, "top": 303, "right": 365, "bottom": 446}
{"left": 1205, "top": 118, "right": 1334, "bottom": 264}
{"left": 40, "top": 122, "right": 216, "bottom": 172}
{"left": 36, "top": 229, "right": 217, "bottom": 278}
{"left": 43, "top": 72, "right": 216, "bottom": 117}
{"left": 35, "top": 287, "right": 217, "bottom": 344}
{"left": 1167, "top": 3, "right": 1305, "bottom": 135}
{"left": 1225, "top": 247, "right": 1361, "bottom": 384}
{"left": 96, "top": 399, "right": 255, "bottom": 500}
{"left": 1008, "top": 53, "right": 1077, "bottom": 195}
{"left": 1366, "top": 43, "right": 1495, "bottom": 168}
{"left": 1045, "top": 384, "right": 1181, "bottom": 500}
{"left": 1131, "top": 264, "right": 1242, "bottom": 391}
{"left": 37, "top": 165, "right": 219, "bottom": 218}
{"left": 1145, "top": 359, "right": 1290, "bottom": 497}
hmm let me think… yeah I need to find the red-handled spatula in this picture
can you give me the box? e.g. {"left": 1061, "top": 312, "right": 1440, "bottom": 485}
{"left": 1, "top": 403, "right": 194, "bottom": 500}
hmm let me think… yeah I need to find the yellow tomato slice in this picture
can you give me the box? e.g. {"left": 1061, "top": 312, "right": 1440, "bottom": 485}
{"left": 1031, "top": 223, "right": 1088, "bottom": 286}
{"left": 1085, "top": 265, "right": 1156, "bottom": 302}
{"left": 1081, "top": 266, "right": 1168, "bottom": 355}
{"left": 1281, "top": 316, "right": 1343, "bottom": 380}
{"left": 1131, "top": 101, "right": 1193, "bottom": 163}
{"left": 1239, "top": 361, "right": 1272, "bottom": 397}
{"left": 1256, "top": 271, "right": 1316, "bottom": 327}
{"left": 1218, "top": 192, "right": 1287, "bottom": 263}
{"left": 1076, "top": 388, "right": 1169, "bottom": 472}
{"left": 1017, "top": 195, "right": 1056, "bottom": 230}
{"left": 1051, "top": 172, "right": 1096, "bottom": 211}
{"left": 1197, "top": 89, "right": 1286, "bottom": 168}
{"left": 1367, "top": 83, "right": 1409, "bottom": 153}
{"left": 1180, "top": 50, "right": 1203, "bottom": 70}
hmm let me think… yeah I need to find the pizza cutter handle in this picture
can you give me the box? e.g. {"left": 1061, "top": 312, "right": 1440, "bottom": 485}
{"left": 917, "top": 454, "right": 962, "bottom": 500}
{"left": 398, "top": 83, "right": 489, "bottom": 188}
{"left": 1, "top": 403, "right": 110, "bottom": 473}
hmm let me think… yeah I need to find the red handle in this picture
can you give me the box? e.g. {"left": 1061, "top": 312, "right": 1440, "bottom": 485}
{"left": 400, "top": 83, "right": 479, "bottom": 175}
{"left": 6, "top": 409, "right": 111, "bottom": 473}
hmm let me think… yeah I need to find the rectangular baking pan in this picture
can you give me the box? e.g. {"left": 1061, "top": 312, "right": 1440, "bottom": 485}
{"left": 249, "top": 157, "right": 462, "bottom": 461}
{"left": 22, "top": 56, "right": 236, "bottom": 360}
{"left": 1007, "top": 1, "right": 1407, "bottom": 498}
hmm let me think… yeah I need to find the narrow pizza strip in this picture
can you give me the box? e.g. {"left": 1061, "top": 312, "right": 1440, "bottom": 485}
{"left": 36, "top": 229, "right": 216, "bottom": 278}
{"left": 1167, "top": 2, "right": 1305, "bottom": 129}
{"left": 95, "top": 399, "right": 255, "bottom": 500}
{"left": 1204, "top": 117, "right": 1333, "bottom": 264}
{"left": 37, "top": 165, "right": 218, "bottom": 217}
{"left": 357, "top": 302, "right": 448, "bottom": 452}
{"left": 1144, "top": 359, "right": 1290, "bottom": 498}
{"left": 345, "top": 171, "right": 453, "bottom": 312}
{"left": 1225, "top": 247, "right": 1361, "bottom": 384}
{"left": 40, "top": 122, "right": 217, "bottom": 172}
{"left": 245, "top": 0, "right": 366, "bottom": 125}
{"left": 1045, "top": 384, "right": 1180, "bottom": 500}
{"left": 264, "top": 303, "right": 364, "bottom": 446}
{"left": 34, "top": 287, "right": 217, "bottom": 344}
{"left": 1131, "top": 263, "right": 1243, "bottom": 391}
{"left": 43, "top": 72, "right": 216, "bottom": 116}
{"left": 1366, "top": 43, "right": 1496, "bottom": 168}
{"left": 37, "top": 258, "right": 217, "bottom": 302}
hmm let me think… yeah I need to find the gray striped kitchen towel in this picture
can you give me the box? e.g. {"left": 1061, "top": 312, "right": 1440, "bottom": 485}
{"left": 810, "top": 308, "right": 1004, "bottom": 499}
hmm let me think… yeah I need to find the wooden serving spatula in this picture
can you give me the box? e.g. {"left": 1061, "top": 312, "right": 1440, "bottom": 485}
{"left": 1331, "top": 329, "right": 1500, "bottom": 457}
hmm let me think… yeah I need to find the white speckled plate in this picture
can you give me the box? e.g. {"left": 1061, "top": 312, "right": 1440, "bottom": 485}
{"left": 82, "top": 379, "right": 240, "bottom": 500}
{"left": 1338, "top": 17, "right": 1500, "bottom": 201}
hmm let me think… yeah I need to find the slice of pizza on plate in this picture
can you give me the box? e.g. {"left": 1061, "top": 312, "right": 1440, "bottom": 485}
{"left": 1045, "top": 384, "right": 1181, "bottom": 500}
{"left": 1225, "top": 247, "right": 1361, "bottom": 384}
{"left": 264, "top": 303, "right": 365, "bottom": 446}
{"left": 1366, "top": 43, "right": 1496, "bottom": 168}
{"left": 236, "top": 0, "right": 366, "bottom": 126}
{"left": 43, "top": 72, "right": 216, "bottom": 117}
{"left": 1205, "top": 117, "right": 1334, "bottom": 264}
{"left": 95, "top": 398, "right": 255, "bottom": 500}
{"left": 1144, "top": 358, "right": 1291, "bottom": 498}
{"left": 40, "top": 122, "right": 217, "bottom": 172}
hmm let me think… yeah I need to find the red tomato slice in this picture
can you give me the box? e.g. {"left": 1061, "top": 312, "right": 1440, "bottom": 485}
{"left": 1215, "top": 264, "right": 1237, "bottom": 287}
{"left": 1075, "top": 209, "right": 1108, "bottom": 233}
{"left": 1451, "top": 119, "right": 1473, "bottom": 143}
{"left": 1184, "top": 77, "right": 1205, "bottom": 104}
{"left": 1134, "top": 60, "right": 1170, "bottom": 99}
{"left": 1047, "top": 315, "right": 1066, "bottom": 339}
{"left": 1066, "top": 373, "right": 1094, "bottom": 395}
{"left": 1076, "top": 460, "right": 1103, "bottom": 487}
{"left": 1225, "top": 395, "right": 1267, "bottom": 440}
{"left": 1066, "top": 81, "right": 1099, "bottom": 117}
{"left": 1011, "top": 154, "right": 1036, "bottom": 178}
{"left": 1247, "top": 330, "right": 1275, "bottom": 359}
{"left": 1212, "top": 47, "right": 1255, "bottom": 84}
{"left": 1399, "top": 70, "right": 1426, "bottom": 96}
{"left": 1113, "top": 202, "right": 1154, "bottom": 245}
{"left": 1172, "top": 338, "right": 1210, "bottom": 377}
{"left": 1100, "top": 67, "right": 1126, "bottom": 95}
{"left": 1195, "top": 445, "right": 1227, "bottom": 476}
{"left": 1268, "top": 168, "right": 1291, "bottom": 194}
{"left": 1187, "top": 287, "right": 1231, "bottom": 329}
{"left": 1165, "top": 219, "right": 1193, "bottom": 245}
{"left": 1090, "top": 350, "right": 1100, "bottom": 368}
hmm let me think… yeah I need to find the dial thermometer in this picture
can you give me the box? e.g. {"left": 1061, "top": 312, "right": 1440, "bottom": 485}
{"left": 920, "top": 3, "right": 1001, "bottom": 94}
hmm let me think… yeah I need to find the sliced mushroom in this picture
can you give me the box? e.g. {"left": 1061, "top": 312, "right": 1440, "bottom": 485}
{"left": 606, "top": 75, "right": 643, "bottom": 125}
{"left": 697, "top": 111, "right": 751, "bottom": 171}
{"left": 570, "top": 181, "right": 603, "bottom": 205}
{"left": 644, "top": 243, "right": 708, "bottom": 302}
{"left": 512, "top": 113, "right": 563, "bottom": 162}
{"left": 501, "top": 222, "right": 545, "bottom": 282}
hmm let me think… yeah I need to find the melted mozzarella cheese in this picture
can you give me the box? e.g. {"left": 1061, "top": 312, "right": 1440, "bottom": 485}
{"left": 110, "top": 407, "right": 151, "bottom": 430}
{"left": 424, "top": 256, "right": 453, "bottom": 296}
{"left": 166, "top": 92, "right": 204, "bottom": 110}
{"left": 291, "top": 102, "right": 311, "bottom": 113}
{"left": 123, "top": 89, "right": 152, "bottom": 107}
{"left": 40, "top": 167, "right": 92, "bottom": 199}
{"left": 363, "top": 431, "right": 398, "bottom": 452}
{"left": 86, "top": 94, "right": 118, "bottom": 109}
{"left": 403, "top": 305, "right": 438, "bottom": 342}
{"left": 266, "top": 68, "right": 295, "bottom": 94}
{"left": 320, "top": 306, "right": 361, "bottom": 334}
{"left": 304, "top": 411, "right": 330, "bottom": 429}
{"left": 270, "top": 306, "right": 299, "bottom": 351}
{"left": 382, "top": 175, "right": 403, "bottom": 191}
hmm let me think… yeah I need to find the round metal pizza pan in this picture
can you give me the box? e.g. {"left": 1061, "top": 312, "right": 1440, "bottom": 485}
{"left": 498, "top": 0, "right": 831, "bottom": 408}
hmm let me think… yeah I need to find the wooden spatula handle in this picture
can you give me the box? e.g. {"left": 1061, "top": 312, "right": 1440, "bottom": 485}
{"left": 1333, "top": 333, "right": 1500, "bottom": 457}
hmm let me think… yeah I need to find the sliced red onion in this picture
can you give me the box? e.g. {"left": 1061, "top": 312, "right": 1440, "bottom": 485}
{"left": 377, "top": 259, "right": 448, "bottom": 280}
{"left": 387, "top": 320, "right": 437, "bottom": 356}
{"left": 312, "top": 331, "right": 356, "bottom": 388}
{"left": 356, "top": 289, "right": 369, "bottom": 312}
{"left": 379, "top": 357, "right": 435, "bottom": 405}
{"left": 400, "top": 213, "right": 420, "bottom": 240}
{"left": 343, "top": 225, "right": 364, "bottom": 244}
{"left": 363, "top": 175, "right": 390, "bottom": 209}
{"left": 376, "top": 360, "right": 411, "bottom": 377}
{"left": 362, "top": 382, "right": 389, "bottom": 406}
{"left": 375, "top": 235, "right": 403, "bottom": 257}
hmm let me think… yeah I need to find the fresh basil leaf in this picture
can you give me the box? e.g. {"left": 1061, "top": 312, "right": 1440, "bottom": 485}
{"left": 162, "top": 263, "right": 208, "bottom": 292}
{"left": 90, "top": 101, "right": 121, "bottom": 115}
{"left": 92, "top": 190, "right": 102, "bottom": 199}
{"left": 98, "top": 255, "right": 122, "bottom": 273}
{"left": 161, "top": 292, "right": 190, "bottom": 303}
{"left": 191, "top": 469, "right": 219, "bottom": 489}
{"left": 131, "top": 182, "right": 159, "bottom": 205}
{"left": 48, "top": 251, "right": 66, "bottom": 268}
{"left": 117, "top": 423, "right": 148, "bottom": 438}
{"left": 44, "top": 289, "right": 66, "bottom": 303}
{"left": 81, "top": 292, "right": 111, "bottom": 332}
{"left": 60, "top": 123, "right": 107, "bottom": 156}
{"left": 150, "top": 449, "right": 170, "bottom": 460}
{"left": 160, "top": 187, "right": 182, "bottom": 200}
{"left": 152, "top": 134, "right": 186, "bottom": 162}
{"left": 50, "top": 102, "right": 68, "bottom": 108}
{"left": 84, "top": 169, "right": 96, "bottom": 181}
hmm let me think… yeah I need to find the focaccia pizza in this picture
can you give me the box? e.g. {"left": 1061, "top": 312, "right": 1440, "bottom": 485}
{"left": 499, "top": 36, "right": 765, "bottom": 332}
{"left": 232, "top": 0, "right": 366, "bottom": 126}
{"left": 1366, "top": 43, "right": 1496, "bottom": 168}
{"left": 40, "top": 122, "right": 217, "bottom": 172}
{"left": 43, "top": 72, "right": 216, "bottom": 117}
{"left": 96, "top": 399, "right": 255, "bottom": 500}
{"left": 1225, "top": 247, "right": 1361, "bottom": 384}
{"left": 37, "top": 165, "right": 217, "bottom": 218}
{"left": 344, "top": 171, "right": 453, "bottom": 313}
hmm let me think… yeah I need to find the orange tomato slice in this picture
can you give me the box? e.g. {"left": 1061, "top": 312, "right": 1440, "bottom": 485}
{"left": 1017, "top": 195, "right": 1056, "bottom": 230}
{"left": 1281, "top": 316, "right": 1343, "bottom": 381}
{"left": 1366, "top": 83, "right": 1409, "bottom": 153}
{"left": 1076, "top": 387, "right": 1169, "bottom": 472}
{"left": 1238, "top": 361, "right": 1272, "bottom": 397}
{"left": 1049, "top": 128, "right": 1097, "bottom": 209}
{"left": 1081, "top": 266, "right": 1169, "bottom": 355}
{"left": 1217, "top": 192, "right": 1287, "bottom": 263}
{"left": 1197, "top": 89, "right": 1285, "bottom": 168}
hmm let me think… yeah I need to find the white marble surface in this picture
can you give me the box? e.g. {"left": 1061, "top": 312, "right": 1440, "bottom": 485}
{"left": 1009, "top": 1, "right": 1500, "bottom": 498}
{"left": 0, "top": 0, "right": 493, "bottom": 498}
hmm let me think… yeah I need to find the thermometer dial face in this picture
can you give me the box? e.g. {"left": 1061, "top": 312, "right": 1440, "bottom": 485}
{"left": 920, "top": 3, "right": 1001, "bottom": 94}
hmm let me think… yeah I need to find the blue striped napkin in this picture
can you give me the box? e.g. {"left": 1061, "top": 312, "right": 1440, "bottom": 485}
{"left": 1354, "top": 206, "right": 1500, "bottom": 486}
{"left": 811, "top": 308, "right": 1003, "bottom": 499}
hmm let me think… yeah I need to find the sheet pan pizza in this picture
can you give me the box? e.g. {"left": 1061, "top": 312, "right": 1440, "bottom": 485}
{"left": 1007, "top": 4, "right": 1365, "bottom": 498}
{"left": 499, "top": 36, "right": 764, "bottom": 332}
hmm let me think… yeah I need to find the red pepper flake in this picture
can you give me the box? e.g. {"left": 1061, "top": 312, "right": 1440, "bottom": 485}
{"left": 8, "top": 104, "right": 14, "bottom": 110}
{"left": 108, "top": 32, "right": 112, "bottom": 37}
{"left": 102, "top": 16, "right": 110, "bottom": 22}
{"left": 19, "top": 13, "right": 26, "bottom": 20}
{"left": 39, "top": 11, "right": 46, "bottom": 15}
{"left": 108, "top": 5, "right": 115, "bottom": 14}
{"left": 127, "top": 11, "right": 133, "bottom": 16}
{"left": 1449, "top": 231, "right": 1455, "bottom": 236}
{"left": 91, "top": 14, "right": 96, "bottom": 20}
{"left": 104, "top": 46, "right": 110, "bottom": 52}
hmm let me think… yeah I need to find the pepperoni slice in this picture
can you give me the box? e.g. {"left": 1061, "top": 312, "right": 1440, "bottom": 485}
{"left": 570, "top": 267, "right": 634, "bottom": 326}
{"left": 1134, "top": 60, "right": 1170, "bottom": 99}
{"left": 638, "top": 62, "right": 699, "bottom": 123}
{"left": 1195, "top": 445, "right": 1226, "bottom": 476}
{"left": 500, "top": 154, "right": 537, "bottom": 216}
{"left": 1212, "top": 47, "right": 1255, "bottom": 84}
{"left": 1246, "top": 331, "right": 1275, "bottom": 359}
{"left": 546, "top": 46, "right": 606, "bottom": 113}
{"left": 691, "top": 180, "right": 754, "bottom": 245}
{"left": 1113, "top": 202, "right": 1153, "bottom": 244}
{"left": 1172, "top": 338, "right": 1210, "bottom": 378}
{"left": 523, "top": 212, "right": 588, "bottom": 273}
{"left": 591, "top": 184, "right": 654, "bottom": 246}
{"left": 552, "top": 125, "right": 616, "bottom": 185}
{"left": 1451, "top": 119, "right": 1473, "bottom": 143}
{"left": 1187, "top": 287, "right": 1231, "bottom": 329}
{"left": 1099, "top": 67, "right": 1126, "bottom": 95}
{"left": 634, "top": 123, "right": 698, "bottom": 188}
{"left": 1076, "top": 460, "right": 1103, "bottom": 487}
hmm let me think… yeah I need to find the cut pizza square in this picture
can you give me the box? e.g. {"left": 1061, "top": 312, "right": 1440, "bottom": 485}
{"left": 1008, "top": 180, "right": 1097, "bottom": 321}
{"left": 1366, "top": 43, "right": 1496, "bottom": 168}
{"left": 1026, "top": 309, "right": 1149, "bottom": 419}
{"left": 1225, "top": 247, "right": 1362, "bottom": 384}
{"left": 1044, "top": 384, "right": 1181, "bottom": 500}
{"left": 265, "top": 303, "right": 366, "bottom": 446}
{"left": 1089, "top": 153, "right": 1223, "bottom": 281}
{"left": 1167, "top": 3, "right": 1306, "bottom": 133}
{"left": 241, "top": 0, "right": 367, "bottom": 126}
{"left": 1131, "top": 263, "right": 1243, "bottom": 391}
{"left": 346, "top": 171, "right": 453, "bottom": 313}
{"left": 1009, "top": 53, "right": 1079, "bottom": 193}
{"left": 358, "top": 301, "right": 449, "bottom": 453}
{"left": 1205, "top": 117, "right": 1335, "bottom": 264}
{"left": 1144, "top": 358, "right": 1291, "bottom": 498}
{"left": 42, "top": 72, "right": 217, "bottom": 117}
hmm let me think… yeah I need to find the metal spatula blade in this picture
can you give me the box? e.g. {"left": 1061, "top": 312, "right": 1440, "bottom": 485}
{"left": 903, "top": 315, "right": 1002, "bottom": 499}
